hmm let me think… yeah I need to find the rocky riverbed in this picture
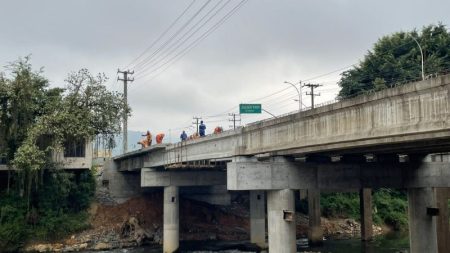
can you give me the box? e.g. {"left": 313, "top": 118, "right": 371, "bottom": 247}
{"left": 24, "top": 192, "right": 385, "bottom": 252}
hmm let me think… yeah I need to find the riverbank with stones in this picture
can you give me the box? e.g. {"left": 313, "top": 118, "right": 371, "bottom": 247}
{"left": 24, "top": 182, "right": 385, "bottom": 252}
{"left": 25, "top": 199, "right": 385, "bottom": 252}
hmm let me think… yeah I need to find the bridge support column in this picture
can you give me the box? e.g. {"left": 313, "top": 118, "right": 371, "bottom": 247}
{"left": 250, "top": 190, "right": 267, "bottom": 248}
{"left": 308, "top": 189, "right": 323, "bottom": 245}
{"left": 408, "top": 187, "right": 438, "bottom": 253}
{"left": 435, "top": 188, "right": 450, "bottom": 253}
{"left": 267, "top": 189, "right": 296, "bottom": 253}
{"left": 360, "top": 188, "right": 373, "bottom": 241}
{"left": 163, "top": 186, "right": 179, "bottom": 253}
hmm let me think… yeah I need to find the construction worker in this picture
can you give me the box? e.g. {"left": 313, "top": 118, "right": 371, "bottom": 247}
{"left": 214, "top": 126, "right": 223, "bottom": 134}
{"left": 180, "top": 130, "right": 188, "bottom": 141}
{"left": 138, "top": 130, "right": 152, "bottom": 148}
{"left": 156, "top": 133, "right": 165, "bottom": 144}
{"left": 199, "top": 120, "right": 206, "bottom": 137}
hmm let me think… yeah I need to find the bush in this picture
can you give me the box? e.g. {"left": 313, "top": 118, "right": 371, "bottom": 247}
{"left": 33, "top": 211, "right": 90, "bottom": 240}
{"left": 0, "top": 193, "right": 28, "bottom": 251}
{"left": 320, "top": 189, "right": 408, "bottom": 230}
{"left": 0, "top": 169, "right": 96, "bottom": 251}
{"left": 373, "top": 188, "right": 408, "bottom": 230}
{"left": 321, "top": 192, "right": 360, "bottom": 220}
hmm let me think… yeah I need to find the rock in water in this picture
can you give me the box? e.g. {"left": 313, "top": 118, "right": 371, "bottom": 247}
{"left": 120, "top": 216, "right": 152, "bottom": 246}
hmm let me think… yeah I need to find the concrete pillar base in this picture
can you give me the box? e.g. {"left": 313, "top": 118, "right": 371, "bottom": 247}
{"left": 267, "top": 189, "right": 296, "bottom": 253}
{"left": 408, "top": 187, "right": 438, "bottom": 253}
{"left": 360, "top": 188, "right": 373, "bottom": 241}
{"left": 250, "top": 191, "right": 267, "bottom": 248}
{"left": 164, "top": 186, "right": 179, "bottom": 253}
{"left": 435, "top": 188, "right": 450, "bottom": 253}
{"left": 308, "top": 189, "right": 323, "bottom": 246}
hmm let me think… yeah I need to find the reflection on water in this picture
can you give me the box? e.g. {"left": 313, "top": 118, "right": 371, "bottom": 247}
{"left": 304, "top": 232, "right": 409, "bottom": 253}
{"left": 85, "top": 232, "right": 409, "bottom": 253}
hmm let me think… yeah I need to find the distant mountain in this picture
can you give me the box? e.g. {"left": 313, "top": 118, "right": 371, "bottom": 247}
{"left": 112, "top": 130, "right": 146, "bottom": 156}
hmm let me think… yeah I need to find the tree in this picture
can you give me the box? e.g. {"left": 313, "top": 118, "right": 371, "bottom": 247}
{"left": 0, "top": 57, "right": 127, "bottom": 205}
{"left": 0, "top": 57, "right": 128, "bottom": 250}
{"left": 338, "top": 24, "right": 450, "bottom": 99}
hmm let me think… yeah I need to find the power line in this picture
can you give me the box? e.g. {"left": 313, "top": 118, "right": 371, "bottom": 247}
{"left": 302, "top": 64, "right": 355, "bottom": 82}
{"left": 125, "top": 0, "right": 197, "bottom": 70}
{"left": 133, "top": 0, "right": 213, "bottom": 71}
{"left": 134, "top": 0, "right": 231, "bottom": 78}
{"left": 133, "top": 0, "right": 249, "bottom": 83}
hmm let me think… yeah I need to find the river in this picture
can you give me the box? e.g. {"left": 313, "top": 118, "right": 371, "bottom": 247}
{"left": 83, "top": 232, "right": 409, "bottom": 253}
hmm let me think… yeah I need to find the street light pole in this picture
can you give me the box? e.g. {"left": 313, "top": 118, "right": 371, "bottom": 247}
{"left": 411, "top": 36, "right": 425, "bottom": 81}
{"left": 284, "top": 81, "right": 302, "bottom": 112}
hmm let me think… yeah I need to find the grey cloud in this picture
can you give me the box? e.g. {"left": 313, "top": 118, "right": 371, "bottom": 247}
{"left": 1, "top": 0, "right": 449, "bottom": 132}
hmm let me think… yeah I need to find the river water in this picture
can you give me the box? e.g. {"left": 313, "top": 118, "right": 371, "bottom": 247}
{"left": 84, "top": 232, "right": 409, "bottom": 253}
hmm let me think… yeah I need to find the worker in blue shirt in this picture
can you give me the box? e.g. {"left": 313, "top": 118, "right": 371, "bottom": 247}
{"left": 180, "top": 130, "right": 188, "bottom": 141}
{"left": 199, "top": 121, "right": 206, "bottom": 137}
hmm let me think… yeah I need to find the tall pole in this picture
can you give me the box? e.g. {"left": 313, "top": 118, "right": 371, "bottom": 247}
{"left": 303, "top": 83, "right": 322, "bottom": 109}
{"left": 228, "top": 113, "right": 241, "bottom": 130}
{"left": 411, "top": 36, "right": 425, "bottom": 80}
{"left": 192, "top": 116, "right": 201, "bottom": 135}
{"left": 118, "top": 69, "right": 134, "bottom": 154}
{"left": 284, "top": 81, "right": 302, "bottom": 112}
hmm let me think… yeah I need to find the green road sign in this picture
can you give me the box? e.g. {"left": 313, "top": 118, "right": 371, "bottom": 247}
{"left": 239, "top": 103, "right": 262, "bottom": 114}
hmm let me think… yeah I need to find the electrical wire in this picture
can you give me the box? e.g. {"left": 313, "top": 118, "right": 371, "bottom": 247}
{"left": 134, "top": 0, "right": 249, "bottom": 83}
{"left": 125, "top": 0, "right": 197, "bottom": 70}
{"left": 132, "top": 0, "right": 213, "bottom": 71}
{"left": 134, "top": 0, "right": 230, "bottom": 78}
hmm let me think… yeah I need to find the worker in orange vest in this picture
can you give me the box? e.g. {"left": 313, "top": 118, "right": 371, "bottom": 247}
{"left": 138, "top": 131, "right": 152, "bottom": 148}
{"left": 156, "top": 133, "right": 165, "bottom": 144}
{"left": 214, "top": 126, "right": 223, "bottom": 134}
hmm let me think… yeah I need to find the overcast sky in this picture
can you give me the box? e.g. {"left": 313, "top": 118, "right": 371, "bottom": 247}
{"left": 1, "top": 0, "right": 449, "bottom": 143}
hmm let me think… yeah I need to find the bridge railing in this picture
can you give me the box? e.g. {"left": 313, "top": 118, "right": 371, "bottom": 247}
{"left": 245, "top": 98, "right": 339, "bottom": 127}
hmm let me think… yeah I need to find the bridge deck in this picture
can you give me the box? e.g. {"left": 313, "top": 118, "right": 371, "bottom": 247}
{"left": 115, "top": 75, "right": 450, "bottom": 170}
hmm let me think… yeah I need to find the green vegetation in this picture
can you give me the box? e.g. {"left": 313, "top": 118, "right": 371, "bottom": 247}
{"left": 0, "top": 57, "right": 125, "bottom": 251}
{"left": 321, "top": 192, "right": 360, "bottom": 220}
{"left": 338, "top": 23, "right": 450, "bottom": 99}
{"left": 0, "top": 170, "right": 95, "bottom": 251}
{"left": 320, "top": 189, "right": 408, "bottom": 231}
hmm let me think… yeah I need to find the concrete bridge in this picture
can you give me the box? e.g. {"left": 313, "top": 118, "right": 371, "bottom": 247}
{"left": 105, "top": 75, "right": 450, "bottom": 253}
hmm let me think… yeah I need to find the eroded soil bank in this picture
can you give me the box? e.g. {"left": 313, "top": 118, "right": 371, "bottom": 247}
{"left": 25, "top": 192, "right": 385, "bottom": 252}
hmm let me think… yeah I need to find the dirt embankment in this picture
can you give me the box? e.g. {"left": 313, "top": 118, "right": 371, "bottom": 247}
{"left": 25, "top": 192, "right": 385, "bottom": 252}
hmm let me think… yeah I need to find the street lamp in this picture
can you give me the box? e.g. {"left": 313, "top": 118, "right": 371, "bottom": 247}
{"left": 410, "top": 36, "right": 425, "bottom": 80}
{"left": 284, "top": 81, "right": 302, "bottom": 112}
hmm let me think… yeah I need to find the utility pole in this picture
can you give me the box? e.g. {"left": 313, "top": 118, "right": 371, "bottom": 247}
{"left": 228, "top": 113, "right": 241, "bottom": 130}
{"left": 192, "top": 116, "right": 202, "bottom": 135}
{"left": 117, "top": 69, "right": 134, "bottom": 154}
{"left": 303, "top": 83, "right": 322, "bottom": 109}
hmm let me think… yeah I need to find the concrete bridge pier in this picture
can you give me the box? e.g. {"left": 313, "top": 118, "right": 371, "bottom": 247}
{"left": 163, "top": 186, "right": 179, "bottom": 253}
{"left": 435, "top": 188, "right": 450, "bottom": 253}
{"left": 267, "top": 189, "right": 296, "bottom": 253}
{"left": 408, "top": 187, "right": 438, "bottom": 253}
{"left": 250, "top": 190, "right": 267, "bottom": 248}
{"left": 360, "top": 188, "right": 373, "bottom": 241}
{"left": 308, "top": 189, "right": 323, "bottom": 245}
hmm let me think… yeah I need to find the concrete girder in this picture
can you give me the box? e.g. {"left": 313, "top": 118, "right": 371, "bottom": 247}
{"left": 227, "top": 156, "right": 450, "bottom": 190}
{"left": 141, "top": 169, "right": 226, "bottom": 187}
